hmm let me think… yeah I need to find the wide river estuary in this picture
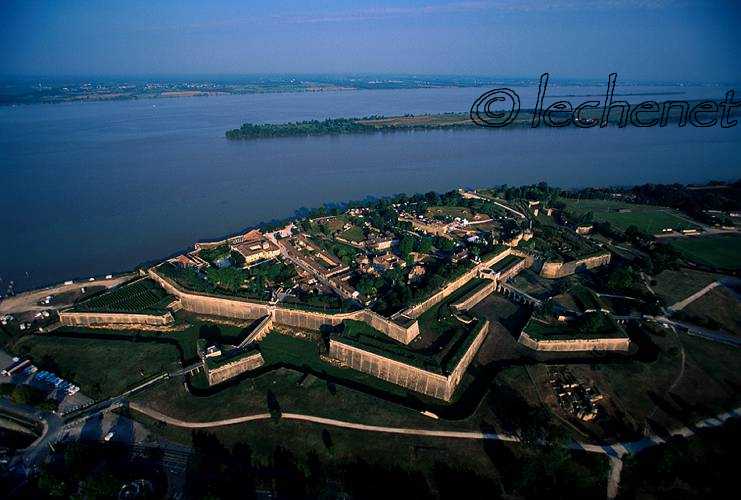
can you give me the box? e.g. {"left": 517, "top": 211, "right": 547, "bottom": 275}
{"left": 1, "top": 84, "right": 739, "bottom": 291}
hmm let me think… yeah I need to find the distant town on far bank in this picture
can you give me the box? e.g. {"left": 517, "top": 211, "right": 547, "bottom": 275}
{"left": 0, "top": 74, "right": 734, "bottom": 106}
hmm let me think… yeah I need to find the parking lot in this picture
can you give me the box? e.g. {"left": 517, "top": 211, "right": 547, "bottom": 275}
{"left": 0, "top": 351, "right": 92, "bottom": 412}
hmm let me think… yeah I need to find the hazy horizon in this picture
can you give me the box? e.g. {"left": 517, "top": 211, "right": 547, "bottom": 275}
{"left": 2, "top": 1, "right": 740, "bottom": 82}
{"left": 2, "top": 73, "right": 740, "bottom": 85}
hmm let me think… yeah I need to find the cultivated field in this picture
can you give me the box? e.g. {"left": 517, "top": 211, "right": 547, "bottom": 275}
{"left": 71, "top": 278, "right": 173, "bottom": 314}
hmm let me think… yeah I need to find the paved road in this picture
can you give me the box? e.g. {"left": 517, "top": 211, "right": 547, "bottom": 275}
{"left": 650, "top": 316, "right": 741, "bottom": 347}
{"left": 267, "top": 233, "right": 353, "bottom": 301}
{"left": 1, "top": 359, "right": 204, "bottom": 482}
{"left": 0, "top": 398, "right": 61, "bottom": 479}
{"left": 0, "top": 273, "right": 136, "bottom": 314}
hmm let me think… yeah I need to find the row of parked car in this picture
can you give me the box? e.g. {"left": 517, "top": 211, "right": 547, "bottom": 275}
{"left": 31, "top": 369, "right": 80, "bottom": 396}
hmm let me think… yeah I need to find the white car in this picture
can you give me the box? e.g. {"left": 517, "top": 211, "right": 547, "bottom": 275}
{"left": 104, "top": 432, "right": 114, "bottom": 442}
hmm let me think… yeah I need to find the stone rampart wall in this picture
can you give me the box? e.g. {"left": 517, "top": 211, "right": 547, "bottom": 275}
{"left": 444, "top": 320, "right": 490, "bottom": 395}
{"left": 452, "top": 281, "right": 497, "bottom": 311}
{"left": 329, "top": 320, "right": 489, "bottom": 401}
{"left": 148, "top": 269, "right": 420, "bottom": 344}
{"left": 329, "top": 340, "right": 450, "bottom": 399}
{"left": 499, "top": 254, "right": 533, "bottom": 281}
{"left": 351, "top": 309, "right": 420, "bottom": 344}
{"left": 517, "top": 331, "right": 631, "bottom": 352}
{"left": 207, "top": 352, "right": 265, "bottom": 386}
{"left": 539, "top": 253, "right": 611, "bottom": 279}
{"left": 58, "top": 310, "right": 174, "bottom": 327}
{"left": 401, "top": 248, "right": 512, "bottom": 319}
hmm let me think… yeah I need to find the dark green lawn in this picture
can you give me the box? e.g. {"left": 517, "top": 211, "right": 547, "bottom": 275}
{"left": 14, "top": 334, "right": 180, "bottom": 399}
{"left": 561, "top": 198, "right": 700, "bottom": 234}
{"left": 669, "top": 234, "right": 741, "bottom": 270}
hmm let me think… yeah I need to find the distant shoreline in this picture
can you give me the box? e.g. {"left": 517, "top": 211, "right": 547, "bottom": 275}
{"left": 225, "top": 99, "right": 719, "bottom": 140}
{"left": 0, "top": 79, "right": 695, "bottom": 107}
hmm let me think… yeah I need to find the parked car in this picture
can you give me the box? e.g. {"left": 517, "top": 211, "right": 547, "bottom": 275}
{"left": 21, "top": 366, "right": 37, "bottom": 376}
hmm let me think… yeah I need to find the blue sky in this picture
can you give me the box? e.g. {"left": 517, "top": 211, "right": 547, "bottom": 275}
{"left": 1, "top": 0, "right": 739, "bottom": 81}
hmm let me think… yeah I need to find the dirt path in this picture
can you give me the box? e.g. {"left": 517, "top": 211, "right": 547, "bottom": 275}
{"left": 120, "top": 401, "right": 741, "bottom": 500}
{"left": 646, "top": 324, "right": 686, "bottom": 427}
{"left": 129, "top": 402, "right": 520, "bottom": 441}
{"left": 668, "top": 281, "right": 719, "bottom": 311}
{"left": 606, "top": 456, "right": 623, "bottom": 499}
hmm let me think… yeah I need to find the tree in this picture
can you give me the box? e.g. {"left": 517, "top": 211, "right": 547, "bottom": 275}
{"left": 11, "top": 385, "right": 44, "bottom": 406}
{"left": 399, "top": 235, "right": 414, "bottom": 258}
{"left": 267, "top": 390, "right": 282, "bottom": 421}
{"left": 607, "top": 266, "right": 638, "bottom": 292}
{"left": 321, "top": 429, "right": 333, "bottom": 450}
{"left": 576, "top": 312, "right": 611, "bottom": 335}
{"left": 415, "top": 236, "right": 434, "bottom": 254}
{"left": 36, "top": 470, "right": 68, "bottom": 497}
{"left": 272, "top": 447, "right": 306, "bottom": 499}
{"left": 206, "top": 267, "right": 246, "bottom": 292}
{"left": 79, "top": 471, "right": 119, "bottom": 499}
{"left": 199, "top": 323, "right": 222, "bottom": 343}
{"left": 648, "top": 244, "right": 680, "bottom": 273}
{"left": 624, "top": 225, "right": 651, "bottom": 243}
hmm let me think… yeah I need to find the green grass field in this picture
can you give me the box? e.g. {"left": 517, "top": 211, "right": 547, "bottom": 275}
{"left": 129, "top": 404, "right": 607, "bottom": 500}
{"left": 562, "top": 198, "right": 701, "bottom": 234}
{"left": 619, "top": 418, "right": 739, "bottom": 499}
{"left": 14, "top": 335, "right": 180, "bottom": 399}
{"left": 668, "top": 234, "right": 741, "bottom": 270}
{"left": 137, "top": 366, "right": 435, "bottom": 431}
{"left": 258, "top": 331, "right": 420, "bottom": 400}
{"left": 682, "top": 287, "right": 740, "bottom": 335}
{"left": 652, "top": 268, "right": 721, "bottom": 306}
{"left": 426, "top": 205, "right": 474, "bottom": 220}
{"left": 337, "top": 225, "right": 365, "bottom": 242}
{"left": 673, "top": 334, "right": 741, "bottom": 414}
